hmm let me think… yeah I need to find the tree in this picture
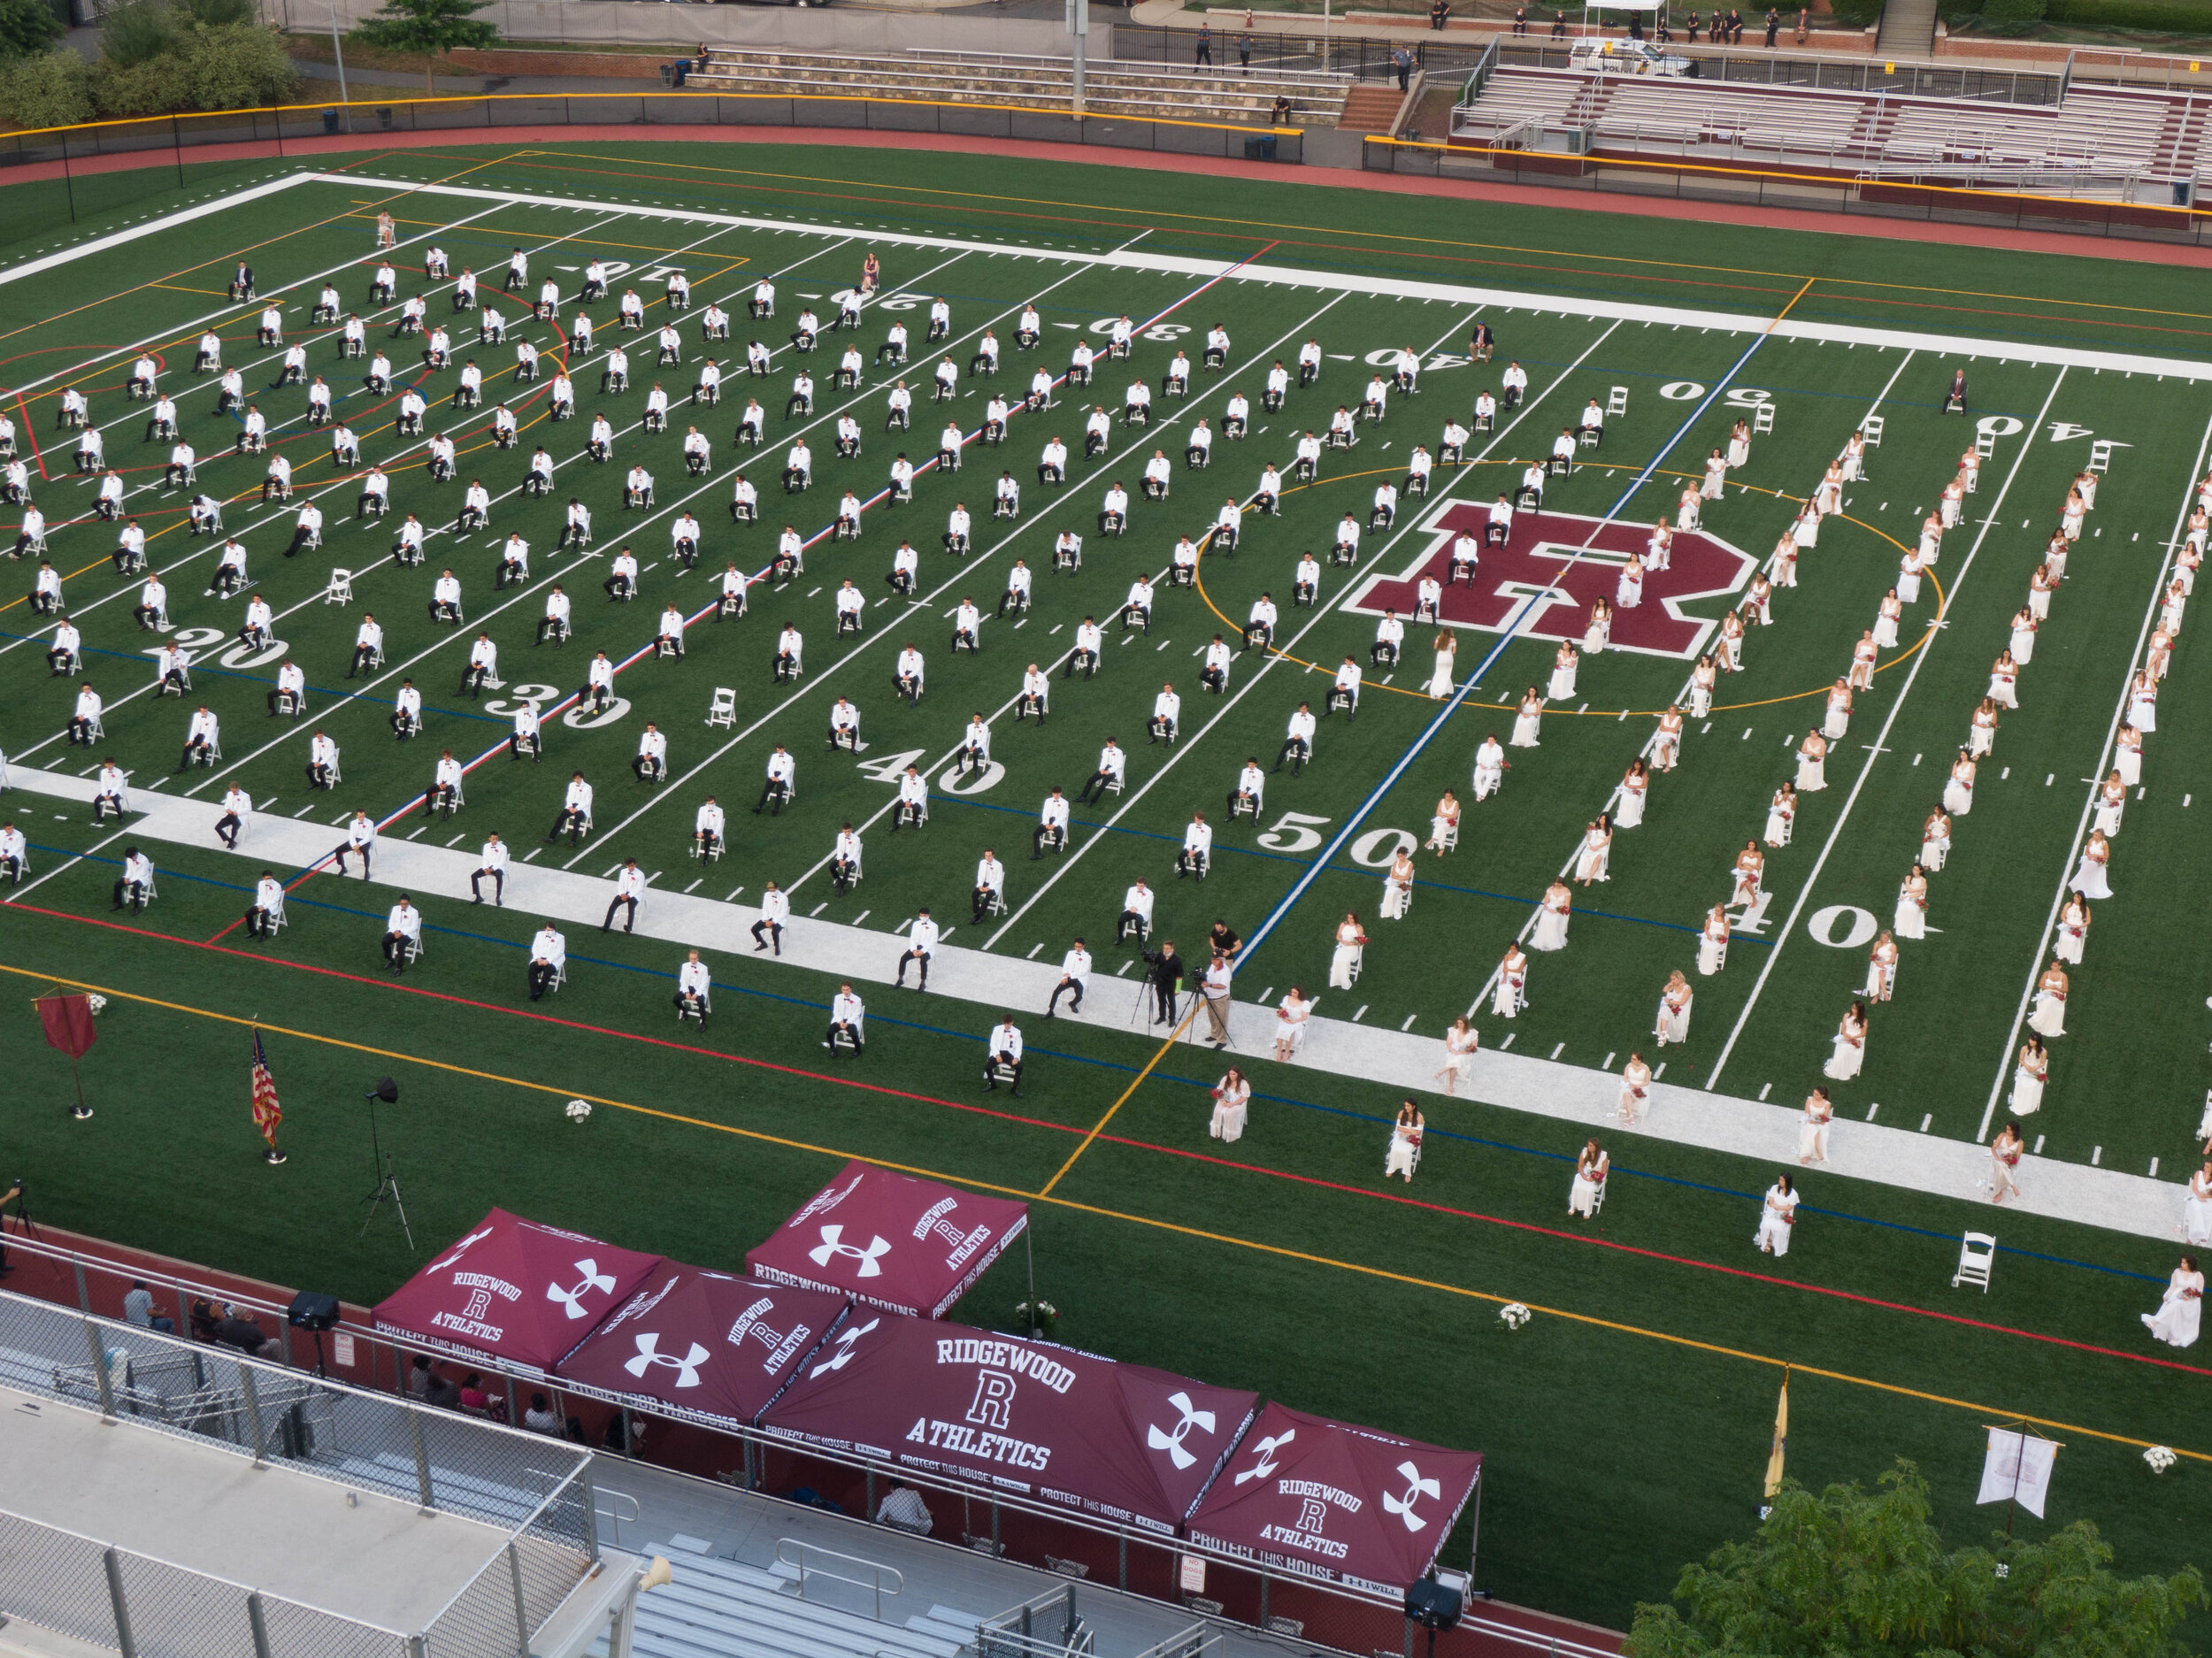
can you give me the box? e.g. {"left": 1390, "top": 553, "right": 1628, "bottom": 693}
{"left": 1624, "top": 1462, "right": 2203, "bottom": 1658}
{"left": 0, "top": 46, "right": 90, "bottom": 127}
{"left": 353, "top": 0, "right": 495, "bottom": 92}
{"left": 0, "top": 0, "right": 63, "bottom": 62}
{"left": 173, "top": 19, "right": 296, "bottom": 110}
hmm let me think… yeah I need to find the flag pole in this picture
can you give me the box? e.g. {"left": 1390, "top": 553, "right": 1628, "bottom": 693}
{"left": 68, "top": 1054, "right": 90, "bottom": 1121}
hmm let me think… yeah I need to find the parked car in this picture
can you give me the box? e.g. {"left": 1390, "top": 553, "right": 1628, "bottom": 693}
{"left": 1567, "top": 37, "right": 1699, "bottom": 75}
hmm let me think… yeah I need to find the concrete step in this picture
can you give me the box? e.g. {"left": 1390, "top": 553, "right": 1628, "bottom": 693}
{"left": 1337, "top": 82, "right": 1408, "bottom": 132}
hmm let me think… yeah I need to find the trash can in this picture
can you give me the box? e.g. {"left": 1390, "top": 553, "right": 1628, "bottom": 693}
{"left": 659, "top": 62, "right": 675, "bottom": 87}
{"left": 1243, "top": 134, "right": 1278, "bottom": 161}
{"left": 2175, "top": 180, "right": 2193, "bottom": 207}
{"left": 321, "top": 109, "right": 339, "bottom": 134}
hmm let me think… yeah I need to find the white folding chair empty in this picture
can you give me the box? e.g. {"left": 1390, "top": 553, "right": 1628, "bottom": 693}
{"left": 324, "top": 568, "right": 354, "bottom": 604}
{"left": 1975, "top": 426, "right": 1997, "bottom": 459}
{"left": 1860, "top": 415, "right": 1885, "bottom": 449}
{"left": 1952, "top": 1230, "right": 1997, "bottom": 1292}
{"left": 1605, "top": 385, "right": 1628, "bottom": 419}
{"left": 1752, "top": 402, "right": 1775, "bottom": 434}
{"left": 2088, "top": 439, "right": 2116, "bottom": 473}
{"left": 705, "top": 687, "right": 736, "bottom": 728}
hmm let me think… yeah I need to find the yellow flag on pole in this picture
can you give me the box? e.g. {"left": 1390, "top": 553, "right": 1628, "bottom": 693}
{"left": 1763, "top": 1368, "right": 1790, "bottom": 1500}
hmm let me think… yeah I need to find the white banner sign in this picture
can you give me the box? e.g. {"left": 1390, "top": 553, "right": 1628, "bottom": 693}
{"left": 1976, "top": 1429, "right": 2057, "bottom": 1518}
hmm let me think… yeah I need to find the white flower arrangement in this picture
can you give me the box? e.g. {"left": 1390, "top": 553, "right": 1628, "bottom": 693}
{"left": 85, "top": 995, "right": 107, "bottom": 1016}
{"left": 1499, "top": 1303, "right": 1531, "bottom": 1331}
{"left": 2144, "top": 1445, "right": 2177, "bottom": 1474}
{"left": 565, "top": 1100, "right": 592, "bottom": 1123}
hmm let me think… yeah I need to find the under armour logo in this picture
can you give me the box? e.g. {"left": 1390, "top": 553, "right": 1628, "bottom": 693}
{"left": 1380, "top": 1462, "right": 1441, "bottom": 1532}
{"left": 625, "top": 1332, "right": 710, "bottom": 1388}
{"left": 808, "top": 1224, "right": 891, "bottom": 1278}
{"left": 1233, "top": 1429, "right": 1296, "bottom": 1485}
{"left": 810, "top": 1316, "right": 879, "bottom": 1376}
{"left": 430, "top": 1227, "right": 495, "bottom": 1274}
{"left": 546, "top": 1256, "right": 618, "bottom": 1320}
{"left": 1146, "top": 1391, "right": 1217, "bottom": 1470}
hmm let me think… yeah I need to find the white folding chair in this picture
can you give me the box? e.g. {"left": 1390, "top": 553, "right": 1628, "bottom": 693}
{"left": 405, "top": 931, "right": 426, "bottom": 963}
{"left": 1752, "top": 403, "right": 1775, "bottom": 435}
{"left": 2088, "top": 440, "right": 2115, "bottom": 474}
{"left": 1860, "top": 415, "right": 1884, "bottom": 449}
{"left": 1975, "top": 427, "right": 1997, "bottom": 459}
{"left": 1952, "top": 1231, "right": 1996, "bottom": 1292}
{"left": 1605, "top": 386, "right": 1628, "bottom": 419}
{"left": 1432, "top": 820, "right": 1459, "bottom": 854}
{"left": 323, "top": 568, "right": 353, "bottom": 605}
{"left": 265, "top": 892, "right": 288, "bottom": 933}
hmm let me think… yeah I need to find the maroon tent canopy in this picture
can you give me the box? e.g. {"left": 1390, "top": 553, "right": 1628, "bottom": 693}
{"left": 761, "top": 1314, "right": 1258, "bottom": 1536}
{"left": 554, "top": 1267, "right": 849, "bottom": 1430}
{"left": 373, "top": 1209, "right": 663, "bottom": 1377}
{"left": 1186, "top": 1403, "right": 1484, "bottom": 1594}
{"left": 745, "top": 1162, "right": 1027, "bottom": 1319}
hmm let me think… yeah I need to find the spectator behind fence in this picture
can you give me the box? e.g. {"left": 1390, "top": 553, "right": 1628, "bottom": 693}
{"left": 213, "top": 1304, "right": 266, "bottom": 1355}
{"left": 458, "top": 1371, "right": 493, "bottom": 1415}
{"left": 525, "top": 1392, "right": 563, "bottom": 1434}
{"left": 407, "top": 1354, "right": 434, "bottom": 1399}
{"left": 122, "top": 1280, "right": 175, "bottom": 1332}
{"left": 423, "top": 1368, "right": 463, "bottom": 1410}
{"left": 877, "top": 1479, "right": 934, "bottom": 1535}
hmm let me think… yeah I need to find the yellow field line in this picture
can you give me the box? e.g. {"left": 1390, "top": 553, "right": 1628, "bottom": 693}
{"left": 1038, "top": 998, "right": 1199, "bottom": 1196}
{"left": 4, "top": 959, "right": 2200, "bottom": 1465}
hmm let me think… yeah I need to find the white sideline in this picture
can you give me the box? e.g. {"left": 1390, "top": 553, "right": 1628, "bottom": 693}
{"left": 7, "top": 760, "right": 2188, "bottom": 1249}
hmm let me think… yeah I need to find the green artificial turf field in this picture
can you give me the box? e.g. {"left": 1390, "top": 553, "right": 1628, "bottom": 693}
{"left": 2, "top": 143, "right": 2208, "bottom": 1635}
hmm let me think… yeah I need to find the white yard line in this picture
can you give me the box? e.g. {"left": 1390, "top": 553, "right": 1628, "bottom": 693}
{"left": 1972, "top": 403, "right": 2212, "bottom": 1143}
{"left": 1701, "top": 367, "right": 2070, "bottom": 1092}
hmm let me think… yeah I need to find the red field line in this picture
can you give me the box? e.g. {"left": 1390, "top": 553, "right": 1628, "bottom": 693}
{"left": 6, "top": 897, "right": 2205, "bottom": 1379}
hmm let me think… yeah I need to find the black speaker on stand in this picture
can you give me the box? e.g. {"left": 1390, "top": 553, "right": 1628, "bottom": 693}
{"left": 288, "top": 1290, "right": 341, "bottom": 1377}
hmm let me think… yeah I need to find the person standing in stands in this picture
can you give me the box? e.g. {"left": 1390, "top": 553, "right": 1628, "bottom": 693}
{"left": 1194, "top": 22, "right": 1212, "bottom": 65}
{"left": 1764, "top": 5, "right": 1779, "bottom": 45}
{"left": 1238, "top": 28, "right": 1254, "bottom": 65}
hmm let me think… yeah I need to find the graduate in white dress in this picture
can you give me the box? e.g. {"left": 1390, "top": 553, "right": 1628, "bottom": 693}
{"left": 1654, "top": 705, "right": 1685, "bottom": 771}
{"left": 1894, "top": 864, "right": 1930, "bottom": 940}
{"left": 1425, "top": 632, "right": 1457, "bottom": 699}
{"left": 2009, "top": 605, "right": 2039, "bottom": 665}
{"left": 1968, "top": 700, "right": 1999, "bottom": 760}
{"left": 2127, "top": 669, "right": 2157, "bottom": 733}
{"left": 1493, "top": 944, "right": 1529, "bottom": 1017}
{"left": 1273, "top": 989, "right": 1313, "bottom": 1061}
{"left": 1583, "top": 598, "right": 1611, "bottom": 656}
{"left": 2116, "top": 722, "right": 2144, "bottom": 787}
{"left": 2070, "top": 829, "right": 2114, "bottom": 900}
{"left": 1729, "top": 841, "right": 1765, "bottom": 910}
{"left": 1872, "top": 590, "right": 1903, "bottom": 651}
{"left": 1509, "top": 690, "right": 1545, "bottom": 748}
{"left": 2055, "top": 894, "right": 2091, "bottom": 964}
{"left": 1208, "top": 1066, "right": 1251, "bottom": 1142}
{"left": 1897, "top": 545, "right": 1924, "bottom": 605}
{"left": 1865, "top": 930, "right": 1899, "bottom": 1003}
{"left": 2009, "top": 1032, "right": 2049, "bottom": 1115}
{"left": 1688, "top": 656, "right": 1717, "bottom": 718}
{"left": 1795, "top": 730, "right": 1828, "bottom": 793}
{"left": 1987, "top": 648, "right": 2019, "bottom": 710}
{"left": 1434, "top": 1017, "right": 1480, "bottom": 1094}
{"left": 1919, "top": 807, "right": 1952, "bottom": 873}
{"left": 1417, "top": 793, "right": 1462, "bottom": 861}
{"left": 1655, "top": 972, "right": 1693, "bottom": 1048}
{"left": 1617, "top": 554, "right": 1645, "bottom": 610}
{"left": 2029, "top": 561, "right": 2055, "bottom": 622}
{"left": 1615, "top": 759, "right": 1650, "bottom": 829}
{"left": 1327, "top": 915, "right": 1367, "bottom": 989}
{"left": 1617, "top": 1052, "right": 1652, "bottom": 1124}
{"left": 1568, "top": 1140, "right": 1609, "bottom": 1218}
{"left": 1822, "top": 679, "right": 1853, "bottom": 741}
{"left": 2093, "top": 770, "right": 2127, "bottom": 840}
{"left": 1797, "top": 1088, "right": 1834, "bottom": 1166}
{"left": 1574, "top": 815, "right": 1614, "bottom": 886}
{"left": 1532, "top": 880, "right": 1571, "bottom": 952}
{"left": 1380, "top": 848, "right": 1417, "bottom": 918}
{"left": 1824, "top": 1000, "right": 1868, "bottom": 1082}
{"left": 2183, "top": 1165, "right": 2212, "bottom": 1248}
{"left": 1697, "top": 904, "right": 1730, "bottom": 977}
{"left": 1384, "top": 1101, "right": 1424, "bottom": 1183}
{"left": 1943, "top": 749, "right": 1977, "bottom": 817}
{"left": 2028, "top": 960, "right": 2069, "bottom": 1040}
{"left": 1548, "top": 641, "right": 1578, "bottom": 701}
{"left": 2141, "top": 1255, "right": 2202, "bottom": 1349}
{"left": 1473, "top": 733, "right": 1509, "bottom": 800}
{"left": 1755, "top": 1173, "right": 1799, "bottom": 1256}
{"left": 1763, "top": 782, "right": 1796, "bottom": 849}
{"left": 1988, "top": 1122, "right": 2025, "bottom": 1203}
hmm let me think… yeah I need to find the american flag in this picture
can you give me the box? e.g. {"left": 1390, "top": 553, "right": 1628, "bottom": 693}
{"left": 250, "top": 1029, "right": 282, "bottom": 1152}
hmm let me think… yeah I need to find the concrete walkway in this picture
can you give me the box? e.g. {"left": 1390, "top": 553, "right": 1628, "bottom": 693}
{"left": 9, "top": 762, "right": 2192, "bottom": 1247}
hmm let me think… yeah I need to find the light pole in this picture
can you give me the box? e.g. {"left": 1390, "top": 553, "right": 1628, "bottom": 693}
{"left": 1067, "top": 0, "right": 1088, "bottom": 119}
{"left": 330, "top": 3, "right": 353, "bottom": 133}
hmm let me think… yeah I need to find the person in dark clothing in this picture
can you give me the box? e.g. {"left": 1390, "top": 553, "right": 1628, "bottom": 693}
{"left": 1430, "top": 0, "right": 1449, "bottom": 27}
{"left": 1628, "top": 10, "right": 1644, "bottom": 39}
{"left": 1238, "top": 29, "right": 1253, "bottom": 65}
{"left": 1726, "top": 8, "right": 1744, "bottom": 40}
{"left": 1142, "top": 941, "right": 1187, "bottom": 1025}
{"left": 1209, "top": 918, "right": 1243, "bottom": 963}
{"left": 1763, "top": 6, "right": 1778, "bottom": 45}
{"left": 1392, "top": 45, "right": 1413, "bottom": 89}
{"left": 1513, "top": 3, "right": 1527, "bottom": 29}
{"left": 1194, "top": 24, "right": 1212, "bottom": 65}
{"left": 1550, "top": 9, "right": 1569, "bottom": 36}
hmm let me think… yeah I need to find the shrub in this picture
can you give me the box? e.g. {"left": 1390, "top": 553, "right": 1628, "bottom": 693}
{"left": 1980, "top": 0, "right": 2048, "bottom": 29}
{"left": 0, "top": 46, "right": 90, "bottom": 126}
{"left": 90, "top": 51, "right": 187, "bottom": 115}
{"left": 98, "top": 0, "right": 176, "bottom": 68}
{"left": 2046, "top": 0, "right": 2212, "bottom": 27}
{"left": 173, "top": 19, "right": 296, "bottom": 108}
{"left": 0, "top": 0, "right": 64, "bottom": 60}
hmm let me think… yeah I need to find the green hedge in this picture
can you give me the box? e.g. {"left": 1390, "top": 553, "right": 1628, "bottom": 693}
{"left": 2044, "top": 0, "right": 2212, "bottom": 26}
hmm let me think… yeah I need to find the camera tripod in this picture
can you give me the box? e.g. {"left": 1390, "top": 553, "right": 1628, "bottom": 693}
{"left": 359, "top": 1080, "right": 414, "bottom": 1248}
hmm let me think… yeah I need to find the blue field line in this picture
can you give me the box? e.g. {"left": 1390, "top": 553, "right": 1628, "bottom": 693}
{"left": 26, "top": 839, "right": 2159, "bottom": 1287}
{"left": 929, "top": 794, "right": 1767, "bottom": 941}
{"left": 0, "top": 627, "right": 510, "bottom": 727}
{"left": 1234, "top": 325, "right": 1778, "bottom": 971}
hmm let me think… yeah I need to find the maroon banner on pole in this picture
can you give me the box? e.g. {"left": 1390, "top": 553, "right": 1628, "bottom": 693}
{"left": 35, "top": 994, "right": 96, "bottom": 1061}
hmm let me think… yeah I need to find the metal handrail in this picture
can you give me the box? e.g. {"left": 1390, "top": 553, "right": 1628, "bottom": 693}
{"left": 776, "top": 1537, "right": 903, "bottom": 1620}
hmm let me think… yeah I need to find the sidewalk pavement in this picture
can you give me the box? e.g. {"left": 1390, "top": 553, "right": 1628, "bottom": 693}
{"left": 10, "top": 761, "right": 2192, "bottom": 1249}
